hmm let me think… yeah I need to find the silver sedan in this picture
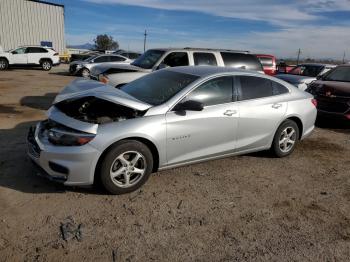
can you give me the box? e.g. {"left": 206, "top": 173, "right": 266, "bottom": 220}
{"left": 27, "top": 66, "right": 317, "bottom": 194}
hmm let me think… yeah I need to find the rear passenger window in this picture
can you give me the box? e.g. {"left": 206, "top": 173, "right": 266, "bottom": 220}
{"left": 183, "top": 76, "right": 233, "bottom": 106}
{"left": 193, "top": 52, "right": 217, "bottom": 66}
{"left": 238, "top": 76, "right": 288, "bottom": 100}
{"left": 221, "top": 52, "right": 263, "bottom": 71}
{"left": 162, "top": 52, "right": 189, "bottom": 67}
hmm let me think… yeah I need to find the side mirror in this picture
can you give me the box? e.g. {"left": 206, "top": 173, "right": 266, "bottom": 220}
{"left": 157, "top": 63, "right": 168, "bottom": 70}
{"left": 174, "top": 100, "right": 204, "bottom": 112}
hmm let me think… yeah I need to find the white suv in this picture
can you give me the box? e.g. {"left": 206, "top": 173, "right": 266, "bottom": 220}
{"left": 0, "top": 46, "right": 60, "bottom": 71}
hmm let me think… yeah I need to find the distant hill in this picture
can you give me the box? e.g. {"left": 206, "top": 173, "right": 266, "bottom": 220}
{"left": 67, "top": 43, "right": 95, "bottom": 50}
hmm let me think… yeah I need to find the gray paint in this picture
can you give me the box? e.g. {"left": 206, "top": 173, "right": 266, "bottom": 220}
{"left": 0, "top": 0, "right": 65, "bottom": 54}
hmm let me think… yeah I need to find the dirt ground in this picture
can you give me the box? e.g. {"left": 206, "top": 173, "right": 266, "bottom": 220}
{"left": 0, "top": 65, "right": 350, "bottom": 261}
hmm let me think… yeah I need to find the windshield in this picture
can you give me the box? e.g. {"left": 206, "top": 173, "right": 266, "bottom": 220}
{"left": 84, "top": 55, "right": 98, "bottom": 62}
{"left": 288, "top": 65, "right": 323, "bottom": 77}
{"left": 323, "top": 66, "right": 350, "bottom": 82}
{"left": 131, "top": 50, "right": 165, "bottom": 69}
{"left": 121, "top": 70, "right": 199, "bottom": 105}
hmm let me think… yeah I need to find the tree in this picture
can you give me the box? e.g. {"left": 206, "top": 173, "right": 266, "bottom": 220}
{"left": 93, "top": 34, "right": 119, "bottom": 51}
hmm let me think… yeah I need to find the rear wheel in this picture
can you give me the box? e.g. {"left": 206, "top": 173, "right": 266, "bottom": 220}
{"left": 0, "top": 58, "right": 8, "bottom": 70}
{"left": 41, "top": 60, "right": 52, "bottom": 71}
{"left": 99, "top": 140, "right": 153, "bottom": 194}
{"left": 271, "top": 120, "right": 299, "bottom": 157}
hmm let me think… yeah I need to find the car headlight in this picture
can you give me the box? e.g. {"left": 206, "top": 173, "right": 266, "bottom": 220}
{"left": 48, "top": 128, "right": 95, "bottom": 146}
{"left": 98, "top": 74, "right": 109, "bottom": 84}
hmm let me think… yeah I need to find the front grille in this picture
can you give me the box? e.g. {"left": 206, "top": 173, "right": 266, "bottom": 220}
{"left": 317, "top": 97, "right": 349, "bottom": 113}
{"left": 27, "top": 126, "right": 41, "bottom": 158}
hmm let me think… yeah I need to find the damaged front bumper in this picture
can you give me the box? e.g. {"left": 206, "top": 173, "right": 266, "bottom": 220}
{"left": 27, "top": 122, "right": 101, "bottom": 186}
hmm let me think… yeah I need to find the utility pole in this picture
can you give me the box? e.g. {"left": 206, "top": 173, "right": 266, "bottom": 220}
{"left": 342, "top": 51, "right": 346, "bottom": 64}
{"left": 143, "top": 29, "right": 147, "bottom": 52}
{"left": 296, "top": 48, "right": 301, "bottom": 65}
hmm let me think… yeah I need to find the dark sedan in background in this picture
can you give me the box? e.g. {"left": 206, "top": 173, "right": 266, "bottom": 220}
{"left": 306, "top": 64, "right": 350, "bottom": 121}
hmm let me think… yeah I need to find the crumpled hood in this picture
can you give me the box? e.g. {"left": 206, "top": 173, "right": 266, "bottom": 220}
{"left": 91, "top": 63, "right": 147, "bottom": 76}
{"left": 53, "top": 79, "right": 152, "bottom": 111}
{"left": 276, "top": 74, "right": 314, "bottom": 84}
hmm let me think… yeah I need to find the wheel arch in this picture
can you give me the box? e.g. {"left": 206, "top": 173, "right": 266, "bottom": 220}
{"left": 39, "top": 57, "right": 53, "bottom": 64}
{"left": 94, "top": 136, "right": 160, "bottom": 183}
{"left": 0, "top": 56, "right": 9, "bottom": 63}
{"left": 286, "top": 116, "right": 303, "bottom": 140}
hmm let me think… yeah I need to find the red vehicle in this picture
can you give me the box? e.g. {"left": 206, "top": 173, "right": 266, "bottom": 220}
{"left": 255, "top": 54, "right": 277, "bottom": 75}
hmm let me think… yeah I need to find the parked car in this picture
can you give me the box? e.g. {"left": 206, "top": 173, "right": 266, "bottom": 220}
{"left": 93, "top": 48, "right": 264, "bottom": 87}
{"left": 255, "top": 54, "right": 277, "bottom": 75}
{"left": 27, "top": 66, "right": 316, "bottom": 194}
{"left": 277, "top": 61, "right": 295, "bottom": 74}
{"left": 305, "top": 64, "right": 350, "bottom": 121}
{"left": 69, "top": 54, "right": 133, "bottom": 77}
{"left": 0, "top": 46, "right": 60, "bottom": 71}
{"left": 276, "top": 63, "right": 335, "bottom": 91}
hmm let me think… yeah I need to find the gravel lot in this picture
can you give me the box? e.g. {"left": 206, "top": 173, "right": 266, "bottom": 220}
{"left": 0, "top": 65, "right": 349, "bottom": 261}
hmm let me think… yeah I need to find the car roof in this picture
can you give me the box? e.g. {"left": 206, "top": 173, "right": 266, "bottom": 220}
{"left": 148, "top": 47, "right": 250, "bottom": 54}
{"left": 298, "top": 63, "right": 336, "bottom": 67}
{"left": 164, "top": 66, "right": 260, "bottom": 77}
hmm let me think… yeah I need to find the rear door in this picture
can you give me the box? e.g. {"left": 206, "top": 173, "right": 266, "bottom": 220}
{"left": 26, "top": 47, "right": 48, "bottom": 64}
{"left": 166, "top": 76, "right": 239, "bottom": 165}
{"left": 235, "top": 75, "right": 289, "bottom": 151}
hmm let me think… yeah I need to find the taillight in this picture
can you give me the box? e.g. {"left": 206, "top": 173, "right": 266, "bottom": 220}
{"left": 311, "top": 99, "right": 317, "bottom": 107}
{"left": 345, "top": 114, "right": 350, "bottom": 120}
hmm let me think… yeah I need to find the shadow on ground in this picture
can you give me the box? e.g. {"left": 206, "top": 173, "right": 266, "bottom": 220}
{"left": 20, "top": 93, "right": 58, "bottom": 110}
{"left": 316, "top": 117, "right": 350, "bottom": 134}
{"left": 0, "top": 121, "right": 103, "bottom": 195}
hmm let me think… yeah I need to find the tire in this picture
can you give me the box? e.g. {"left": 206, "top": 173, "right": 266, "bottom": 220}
{"left": 271, "top": 120, "right": 299, "bottom": 157}
{"left": 41, "top": 60, "right": 52, "bottom": 71}
{"left": 81, "top": 68, "right": 90, "bottom": 78}
{"left": 0, "top": 58, "right": 8, "bottom": 70}
{"left": 99, "top": 140, "right": 154, "bottom": 194}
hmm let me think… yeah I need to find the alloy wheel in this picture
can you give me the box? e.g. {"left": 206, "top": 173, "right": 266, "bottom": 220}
{"left": 279, "top": 127, "right": 296, "bottom": 153}
{"left": 109, "top": 151, "right": 147, "bottom": 188}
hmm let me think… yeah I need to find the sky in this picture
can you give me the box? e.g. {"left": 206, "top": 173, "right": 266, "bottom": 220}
{"left": 51, "top": 0, "right": 350, "bottom": 59}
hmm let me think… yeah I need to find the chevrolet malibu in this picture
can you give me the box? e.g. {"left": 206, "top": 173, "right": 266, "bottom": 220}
{"left": 27, "top": 66, "right": 317, "bottom": 194}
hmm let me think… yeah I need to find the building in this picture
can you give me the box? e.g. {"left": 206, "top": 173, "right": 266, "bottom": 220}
{"left": 0, "top": 0, "right": 65, "bottom": 54}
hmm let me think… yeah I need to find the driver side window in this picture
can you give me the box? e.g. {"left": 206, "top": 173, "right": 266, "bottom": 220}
{"left": 162, "top": 52, "right": 189, "bottom": 67}
{"left": 12, "top": 48, "right": 26, "bottom": 54}
{"left": 182, "top": 76, "right": 233, "bottom": 107}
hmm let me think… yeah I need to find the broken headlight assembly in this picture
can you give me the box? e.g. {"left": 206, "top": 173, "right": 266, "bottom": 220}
{"left": 48, "top": 128, "right": 95, "bottom": 146}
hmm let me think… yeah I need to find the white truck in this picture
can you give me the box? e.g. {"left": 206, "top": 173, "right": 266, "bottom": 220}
{"left": 0, "top": 46, "right": 60, "bottom": 71}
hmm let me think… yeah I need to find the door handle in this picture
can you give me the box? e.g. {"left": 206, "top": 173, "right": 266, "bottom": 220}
{"left": 223, "top": 110, "right": 237, "bottom": 116}
{"left": 272, "top": 103, "right": 282, "bottom": 109}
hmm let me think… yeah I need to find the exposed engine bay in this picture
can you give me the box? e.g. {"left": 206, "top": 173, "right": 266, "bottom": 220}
{"left": 55, "top": 96, "right": 145, "bottom": 124}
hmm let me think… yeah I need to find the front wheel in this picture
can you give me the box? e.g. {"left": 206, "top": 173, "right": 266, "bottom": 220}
{"left": 0, "top": 58, "right": 8, "bottom": 70}
{"left": 81, "top": 68, "right": 90, "bottom": 78}
{"left": 99, "top": 140, "right": 154, "bottom": 194}
{"left": 271, "top": 120, "right": 299, "bottom": 157}
{"left": 41, "top": 60, "right": 52, "bottom": 71}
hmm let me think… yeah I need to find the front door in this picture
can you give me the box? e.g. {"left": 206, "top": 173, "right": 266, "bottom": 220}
{"left": 10, "top": 47, "right": 27, "bottom": 64}
{"left": 166, "top": 76, "right": 239, "bottom": 166}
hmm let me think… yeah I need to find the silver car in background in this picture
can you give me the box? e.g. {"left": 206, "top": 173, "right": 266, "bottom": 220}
{"left": 27, "top": 66, "right": 317, "bottom": 194}
{"left": 69, "top": 54, "right": 133, "bottom": 77}
{"left": 276, "top": 63, "right": 335, "bottom": 91}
